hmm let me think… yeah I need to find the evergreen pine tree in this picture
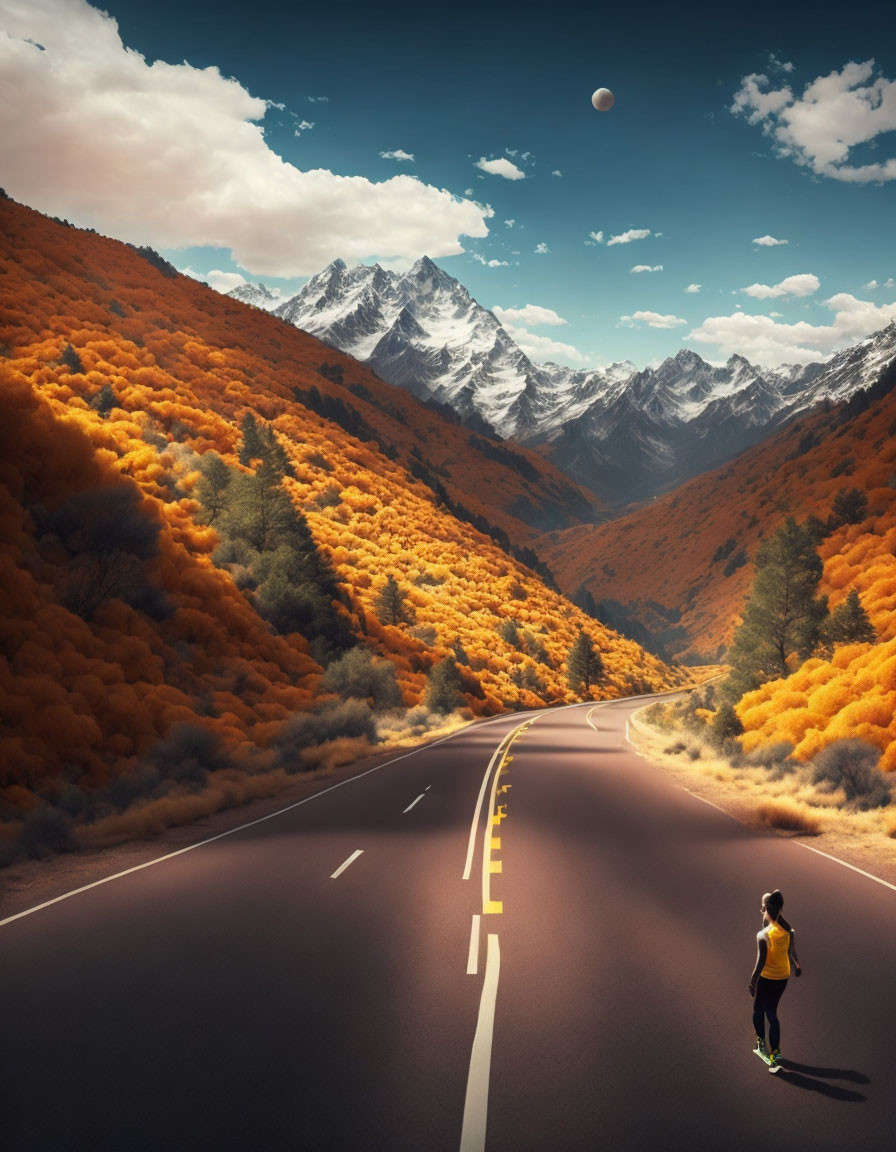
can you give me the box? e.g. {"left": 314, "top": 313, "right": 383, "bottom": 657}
{"left": 196, "top": 452, "right": 231, "bottom": 524}
{"left": 238, "top": 412, "right": 265, "bottom": 467}
{"left": 724, "top": 517, "right": 828, "bottom": 700}
{"left": 824, "top": 589, "right": 875, "bottom": 647}
{"left": 89, "top": 383, "right": 117, "bottom": 418}
{"left": 566, "top": 630, "right": 603, "bottom": 695}
{"left": 374, "top": 575, "right": 415, "bottom": 626}
{"left": 424, "top": 657, "right": 464, "bottom": 713}
{"left": 60, "top": 342, "right": 84, "bottom": 373}
{"left": 828, "top": 486, "right": 868, "bottom": 530}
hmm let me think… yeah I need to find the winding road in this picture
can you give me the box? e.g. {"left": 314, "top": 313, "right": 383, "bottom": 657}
{"left": 4, "top": 698, "right": 895, "bottom": 1151}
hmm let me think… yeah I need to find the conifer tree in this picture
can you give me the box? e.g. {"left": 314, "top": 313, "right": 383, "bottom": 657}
{"left": 724, "top": 518, "right": 827, "bottom": 700}
{"left": 60, "top": 342, "right": 84, "bottom": 373}
{"left": 828, "top": 487, "right": 868, "bottom": 531}
{"left": 567, "top": 629, "right": 603, "bottom": 695}
{"left": 374, "top": 574, "right": 414, "bottom": 626}
{"left": 196, "top": 452, "right": 231, "bottom": 524}
{"left": 424, "top": 656, "right": 463, "bottom": 713}
{"left": 238, "top": 412, "right": 265, "bottom": 467}
{"left": 823, "top": 589, "right": 875, "bottom": 647}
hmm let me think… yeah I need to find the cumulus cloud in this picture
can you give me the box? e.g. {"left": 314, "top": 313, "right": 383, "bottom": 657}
{"left": 534, "top": 242, "right": 550, "bottom": 254}
{"left": 732, "top": 60, "right": 896, "bottom": 183}
{"left": 689, "top": 293, "right": 896, "bottom": 365}
{"left": 380, "top": 149, "right": 415, "bottom": 162}
{"left": 552, "top": 170, "right": 562, "bottom": 177}
{"left": 584, "top": 231, "right": 604, "bottom": 246}
{"left": 0, "top": 0, "right": 491, "bottom": 276}
{"left": 742, "top": 273, "right": 819, "bottom": 299}
{"left": 608, "top": 228, "right": 652, "bottom": 246}
{"left": 471, "top": 254, "right": 509, "bottom": 267}
{"left": 631, "top": 264, "right": 663, "bottom": 273}
{"left": 864, "top": 277, "right": 895, "bottom": 289}
{"left": 475, "top": 156, "right": 525, "bottom": 180}
{"left": 685, "top": 283, "right": 701, "bottom": 293}
{"left": 294, "top": 120, "right": 314, "bottom": 134}
{"left": 753, "top": 234, "right": 789, "bottom": 246}
{"left": 181, "top": 267, "right": 249, "bottom": 293}
{"left": 493, "top": 303, "right": 580, "bottom": 362}
{"left": 619, "top": 311, "right": 687, "bottom": 329}
{"left": 493, "top": 304, "right": 568, "bottom": 327}
{"left": 504, "top": 219, "right": 516, "bottom": 228}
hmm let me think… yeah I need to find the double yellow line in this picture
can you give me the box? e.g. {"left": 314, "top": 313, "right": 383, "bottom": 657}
{"left": 478, "top": 719, "right": 532, "bottom": 915}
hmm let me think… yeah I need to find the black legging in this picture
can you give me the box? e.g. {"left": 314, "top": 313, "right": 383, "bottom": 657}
{"left": 753, "top": 976, "right": 788, "bottom": 1050}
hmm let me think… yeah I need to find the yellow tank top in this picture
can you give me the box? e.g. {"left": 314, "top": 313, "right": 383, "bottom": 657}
{"left": 761, "top": 921, "right": 791, "bottom": 979}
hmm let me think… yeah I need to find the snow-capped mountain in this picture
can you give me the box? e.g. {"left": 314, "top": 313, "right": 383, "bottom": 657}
{"left": 228, "top": 282, "right": 282, "bottom": 310}
{"left": 229, "top": 261, "right": 896, "bottom": 505}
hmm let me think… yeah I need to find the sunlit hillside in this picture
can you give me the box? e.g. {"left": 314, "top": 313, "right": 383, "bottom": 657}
{"left": 539, "top": 367, "right": 896, "bottom": 664}
{"left": 0, "top": 196, "right": 686, "bottom": 860}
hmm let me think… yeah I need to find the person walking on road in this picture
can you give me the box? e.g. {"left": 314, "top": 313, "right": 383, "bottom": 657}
{"left": 749, "top": 889, "right": 801, "bottom": 1071}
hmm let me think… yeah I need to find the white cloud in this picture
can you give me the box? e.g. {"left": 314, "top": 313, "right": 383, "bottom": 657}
{"left": 865, "top": 277, "right": 896, "bottom": 289}
{"left": 753, "top": 234, "right": 789, "bottom": 246}
{"left": 607, "top": 228, "right": 652, "bottom": 246}
{"left": 471, "top": 254, "right": 509, "bottom": 267}
{"left": 630, "top": 264, "right": 663, "bottom": 273}
{"left": 534, "top": 242, "right": 550, "bottom": 254}
{"left": 294, "top": 120, "right": 314, "bottom": 134}
{"left": 584, "top": 230, "right": 604, "bottom": 246}
{"left": 552, "top": 170, "right": 562, "bottom": 177}
{"left": 685, "top": 283, "right": 701, "bottom": 293}
{"left": 689, "top": 293, "right": 896, "bottom": 365}
{"left": 0, "top": 0, "right": 491, "bottom": 277}
{"left": 742, "top": 273, "right": 819, "bottom": 299}
{"left": 504, "top": 218, "right": 516, "bottom": 228}
{"left": 500, "top": 324, "right": 582, "bottom": 363}
{"left": 307, "top": 95, "right": 329, "bottom": 103}
{"left": 180, "top": 267, "right": 246, "bottom": 293}
{"left": 380, "top": 149, "right": 415, "bottom": 162}
{"left": 619, "top": 311, "right": 687, "bottom": 329}
{"left": 493, "top": 304, "right": 568, "bottom": 327}
{"left": 476, "top": 156, "right": 525, "bottom": 180}
{"left": 732, "top": 60, "right": 896, "bottom": 183}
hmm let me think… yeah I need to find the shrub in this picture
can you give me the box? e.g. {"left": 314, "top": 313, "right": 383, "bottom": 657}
{"left": 147, "top": 723, "right": 233, "bottom": 786}
{"left": 711, "top": 701, "right": 744, "bottom": 747}
{"left": 424, "top": 657, "right": 464, "bottom": 713}
{"left": 18, "top": 806, "right": 78, "bottom": 858}
{"left": 810, "top": 739, "right": 892, "bottom": 809}
{"left": 274, "top": 701, "right": 378, "bottom": 770}
{"left": 320, "top": 647, "right": 403, "bottom": 711}
{"left": 746, "top": 742, "right": 798, "bottom": 779}
{"left": 755, "top": 800, "right": 822, "bottom": 835}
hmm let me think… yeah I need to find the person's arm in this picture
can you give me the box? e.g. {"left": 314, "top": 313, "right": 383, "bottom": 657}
{"left": 788, "top": 929, "right": 802, "bottom": 976}
{"left": 749, "top": 932, "right": 767, "bottom": 996}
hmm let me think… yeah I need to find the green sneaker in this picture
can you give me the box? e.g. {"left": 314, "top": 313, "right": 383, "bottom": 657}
{"left": 754, "top": 1037, "right": 768, "bottom": 1059}
{"left": 768, "top": 1048, "right": 781, "bottom": 1073}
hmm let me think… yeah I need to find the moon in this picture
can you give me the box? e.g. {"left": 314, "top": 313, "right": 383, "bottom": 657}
{"left": 591, "top": 88, "right": 615, "bottom": 111}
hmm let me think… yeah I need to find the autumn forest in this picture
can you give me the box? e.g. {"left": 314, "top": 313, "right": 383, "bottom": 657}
{"left": 2, "top": 193, "right": 896, "bottom": 866}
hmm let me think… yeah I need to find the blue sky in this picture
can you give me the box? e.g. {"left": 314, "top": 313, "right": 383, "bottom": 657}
{"left": 2, "top": 0, "right": 895, "bottom": 370}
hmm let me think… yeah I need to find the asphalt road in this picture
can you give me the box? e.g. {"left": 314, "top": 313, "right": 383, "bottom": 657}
{"left": 3, "top": 699, "right": 896, "bottom": 1151}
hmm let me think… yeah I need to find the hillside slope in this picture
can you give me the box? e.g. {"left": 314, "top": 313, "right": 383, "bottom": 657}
{"left": 539, "top": 366, "right": 896, "bottom": 663}
{"left": 0, "top": 197, "right": 685, "bottom": 860}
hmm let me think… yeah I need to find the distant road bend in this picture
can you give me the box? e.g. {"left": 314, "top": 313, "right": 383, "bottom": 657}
{"left": 4, "top": 698, "right": 896, "bottom": 1151}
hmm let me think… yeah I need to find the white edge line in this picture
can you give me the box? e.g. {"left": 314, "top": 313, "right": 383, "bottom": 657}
{"left": 790, "top": 840, "right": 896, "bottom": 893}
{"left": 330, "top": 849, "right": 364, "bottom": 879}
{"left": 466, "top": 914, "right": 481, "bottom": 975}
{"left": 403, "top": 794, "right": 426, "bottom": 814}
{"left": 1, "top": 723, "right": 502, "bottom": 930}
{"left": 460, "top": 933, "right": 501, "bottom": 1152}
{"left": 0, "top": 698, "right": 671, "bottom": 929}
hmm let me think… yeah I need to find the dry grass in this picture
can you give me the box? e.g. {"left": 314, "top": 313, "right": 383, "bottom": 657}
{"left": 754, "top": 799, "right": 823, "bottom": 835}
{"left": 630, "top": 705, "right": 896, "bottom": 887}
